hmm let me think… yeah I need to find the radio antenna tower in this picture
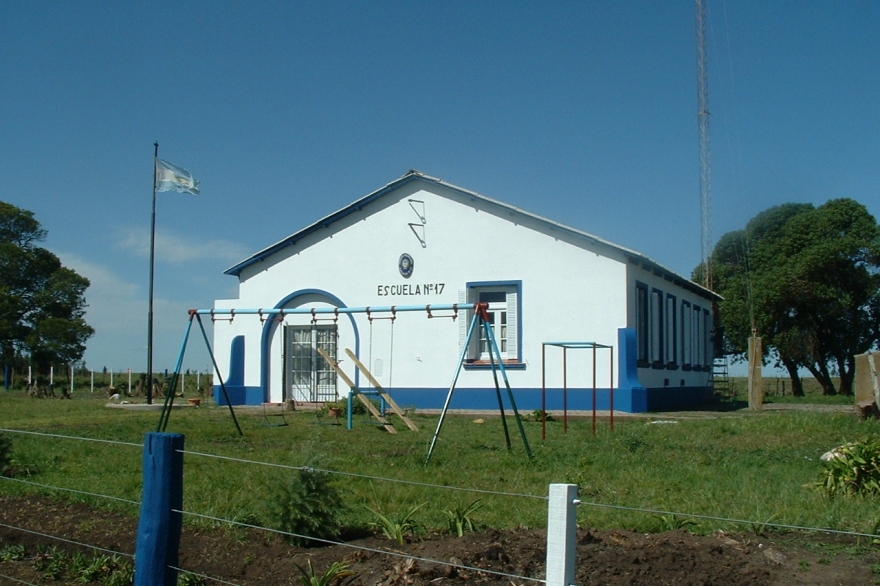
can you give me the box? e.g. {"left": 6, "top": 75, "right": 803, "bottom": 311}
{"left": 695, "top": 0, "right": 712, "bottom": 290}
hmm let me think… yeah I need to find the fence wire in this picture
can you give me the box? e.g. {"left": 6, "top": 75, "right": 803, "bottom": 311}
{"left": 180, "top": 449, "right": 548, "bottom": 501}
{"left": 574, "top": 499, "right": 880, "bottom": 540}
{"left": 176, "top": 509, "right": 547, "bottom": 585}
{"left": 0, "top": 427, "right": 142, "bottom": 448}
{"left": 0, "top": 475, "right": 139, "bottom": 506}
{"left": 0, "top": 521, "right": 132, "bottom": 559}
{"left": 4, "top": 424, "right": 880, "bottom": 586}
{"left": 0, "top": 571, "right": 38, "bottom": 585}
{"left": 170, "top": 565, "right": 244, "bottom": 586}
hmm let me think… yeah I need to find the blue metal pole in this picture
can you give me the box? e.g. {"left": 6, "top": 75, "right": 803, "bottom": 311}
{"left": 483, "top": 311, "right": 533, "bottom": 459}
{"left": 425, "top": 310, "right": 481, "bottom": 465}
{"left": 483, "top": 317, "right": 512, "bottom": 450}
{"left": 157, "top": 315, "right": 194, "bottom": 432}
{"left": 135, "top": 432, "right": 184, "bottom": 586}
{"left": 193, "top": 313, "right": 243, "bottom": 436}
{"left": 194, "top": 303, "right": 475, "bottom": 317}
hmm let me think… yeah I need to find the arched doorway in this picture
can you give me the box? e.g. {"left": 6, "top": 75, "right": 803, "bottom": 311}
{"left": 260, "top": 289, "right": 360, "bottom": 403}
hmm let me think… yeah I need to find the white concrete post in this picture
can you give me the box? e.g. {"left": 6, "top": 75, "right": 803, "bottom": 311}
{"left": 546, "top": 483, "right": 578, "bottom": 586}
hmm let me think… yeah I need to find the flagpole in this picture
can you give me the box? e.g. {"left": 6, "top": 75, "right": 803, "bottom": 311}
{"left": 147, "top": 142, "right": 158, "bottom": 405}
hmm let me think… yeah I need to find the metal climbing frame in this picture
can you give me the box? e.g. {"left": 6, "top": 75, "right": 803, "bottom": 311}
{"left": 160, "top": 303, "right": 531, "bottom": 463}
{"left": 541, "top": 341, "right": 614, "bottom": 439}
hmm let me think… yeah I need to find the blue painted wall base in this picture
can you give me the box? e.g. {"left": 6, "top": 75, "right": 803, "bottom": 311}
{"left": 210, "top": 385, "right": 712, "bottom": 413}
{"left": 214, "top": 328, "right": 712, "bottom": 412}
{"left": 214, "top": 385, "right": 263, "bottom": 406}
{"left": 382, "top": 386, "right": 712, "bottom": 414}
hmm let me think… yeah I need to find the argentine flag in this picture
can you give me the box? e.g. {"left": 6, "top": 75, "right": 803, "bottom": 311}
{"left": 156, "top": 158, "right": 200, "bottom": 195}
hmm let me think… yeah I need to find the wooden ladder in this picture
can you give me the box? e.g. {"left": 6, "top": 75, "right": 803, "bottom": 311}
{"left": 345, "top": 348, "right": 419, "bottom": 432}
{"left": 316, "top": 348, "right": 397, "bottom": 434}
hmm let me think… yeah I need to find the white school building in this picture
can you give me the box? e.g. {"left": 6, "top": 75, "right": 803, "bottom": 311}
{"left": 212, "top": 170, "right": 721, "bottom": 413}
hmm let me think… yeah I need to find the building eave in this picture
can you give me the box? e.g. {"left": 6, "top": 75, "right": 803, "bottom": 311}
{"left": 223, "top": 170, "right": 720, "bottom": 302}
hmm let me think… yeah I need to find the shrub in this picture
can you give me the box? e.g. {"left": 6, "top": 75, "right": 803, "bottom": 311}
{"left": 267, "top": 467, "right": 347, "bottom": 547}
{"left": 818, "top": 436, "right": 880, "bottom": 497}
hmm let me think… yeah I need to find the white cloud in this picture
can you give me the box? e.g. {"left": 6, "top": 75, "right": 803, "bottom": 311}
{"left": 116, "top": 227, "right": 249, "bottom": 264}
{"left": 58, "top": 252, "right": 215, "bottom": 373}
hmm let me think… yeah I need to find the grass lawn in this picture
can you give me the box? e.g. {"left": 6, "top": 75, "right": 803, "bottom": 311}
{"left": 1, "top": 390, "right": 878, "bottom": 538}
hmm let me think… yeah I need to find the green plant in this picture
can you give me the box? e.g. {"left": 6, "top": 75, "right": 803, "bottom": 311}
{"left": 443, "top": 499, "right": 483, "bottom": 537}
{"left": 747, "top": 514, "right": 778, "bottom": 537}
{"left": 0, "top": 543, "right": 26, "bottom": 562}
{"left": 532, "top": 409, "right": 554, "bottom": 422}
{"left": 79, "top": 554, "right": 116, "bottom": 583}
{"left": 365, "top": 503, "right": 426, "bottom": 544}
{"left": 267, "top": 467, "right": 347, "bottom": 547}
{"left": 33, "top": 544, "right": 67, "bottom": 580}
{"left": 654, "top": 514, "right": 697, "bottom": 532}
{"left": 817, "top": 436, "right": 880, "bottom": 497}
{"left": 341, "top": 395, "right": 379, "bottom": 416}
{"left": 105, "top": 558, "right": 134, "bottom": 586}
{"left": 294, "top": 559, "right": 356, "bottom": 586}
{"left": 178, "top": 572, "right": 209, "bottom": 585}
{"left": 70, "top": 552, "right": 92, "bottom": 584}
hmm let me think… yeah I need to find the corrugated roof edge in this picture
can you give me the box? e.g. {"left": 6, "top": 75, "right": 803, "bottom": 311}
{"left": 223, "top": 170, "right": 720, "bottom": 301}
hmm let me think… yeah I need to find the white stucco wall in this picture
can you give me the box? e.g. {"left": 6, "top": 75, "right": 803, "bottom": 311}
{"left": 214, "top": 180, "right": 636, "bottom": 402}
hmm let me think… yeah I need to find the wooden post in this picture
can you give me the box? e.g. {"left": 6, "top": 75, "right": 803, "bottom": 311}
{"left": 748, "top": 336, "right": 763, "bottom": 410}
{"left": 135, "top": 432, "right": 184, "bottom": 586}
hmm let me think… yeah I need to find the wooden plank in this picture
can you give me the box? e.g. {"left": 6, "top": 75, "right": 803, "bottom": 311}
{"left": 316, "top": 348, "right": 396, "bottom": 434}
{"left": 345, "top": 348, "right": 419, "bottom": 432}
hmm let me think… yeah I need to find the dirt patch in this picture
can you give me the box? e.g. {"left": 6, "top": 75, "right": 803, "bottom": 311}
{"left": 0, "top": 494, "right": 877, "bottom": 585}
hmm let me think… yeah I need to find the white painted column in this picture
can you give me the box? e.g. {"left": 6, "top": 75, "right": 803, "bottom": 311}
{"left": 546, "top": 483, "right": 579, "bottom": 586}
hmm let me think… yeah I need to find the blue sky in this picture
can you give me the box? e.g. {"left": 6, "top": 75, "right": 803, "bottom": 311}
{"left": 1, "top": 1, "right": 878, "bottom": 375}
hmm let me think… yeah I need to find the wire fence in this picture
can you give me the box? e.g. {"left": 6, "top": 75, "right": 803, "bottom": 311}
{"left": 0, "top": 424, "right": 878, "bottom": 585}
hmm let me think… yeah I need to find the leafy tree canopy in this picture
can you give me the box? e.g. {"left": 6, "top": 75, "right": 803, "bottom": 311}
{"left": 708, "top": 198, "right": 880, "bottom": 396}
{"left": 0, "top": 202, "right": 94, "bottom": 370}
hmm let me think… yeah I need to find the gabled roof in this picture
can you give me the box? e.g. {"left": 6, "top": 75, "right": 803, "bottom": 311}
{"left": 224, "top": 170, "right": 720, "bottom": 300}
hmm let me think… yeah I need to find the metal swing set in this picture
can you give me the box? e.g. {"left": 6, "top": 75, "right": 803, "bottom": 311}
{"left": 155, "top": 303, "right": 532, "bottom": 464}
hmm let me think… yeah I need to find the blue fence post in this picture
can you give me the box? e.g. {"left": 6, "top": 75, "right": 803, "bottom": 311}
{"left": 135, "top": 432, "right": 185, "bottom": 586}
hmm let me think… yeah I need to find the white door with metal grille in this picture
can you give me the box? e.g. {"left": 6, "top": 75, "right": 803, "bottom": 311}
{"left": 284, "top": 324, "right": 338, "bottom": 402}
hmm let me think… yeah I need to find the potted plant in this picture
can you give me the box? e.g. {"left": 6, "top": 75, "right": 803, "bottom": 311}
{"left": 326, "top": 401, "right": 344, "bottom": 419}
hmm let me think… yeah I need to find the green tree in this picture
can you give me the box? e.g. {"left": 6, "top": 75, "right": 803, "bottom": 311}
{"left": 709, "top": 199, "right": 880, "bottom": 395}
{"left": 0, "top": 202, "right": 94, "bottom": 371}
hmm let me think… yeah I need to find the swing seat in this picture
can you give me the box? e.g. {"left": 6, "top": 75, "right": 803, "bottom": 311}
{"left": 261, "top": 403, "right": 289, "bottom": 427}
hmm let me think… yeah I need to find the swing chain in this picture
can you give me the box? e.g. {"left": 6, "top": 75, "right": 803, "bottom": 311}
{"left": 210, "top": 309, "right": 235, "bottom": 323}
{"left": 426, "top": 304, "right": 458, "bottom": 320}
